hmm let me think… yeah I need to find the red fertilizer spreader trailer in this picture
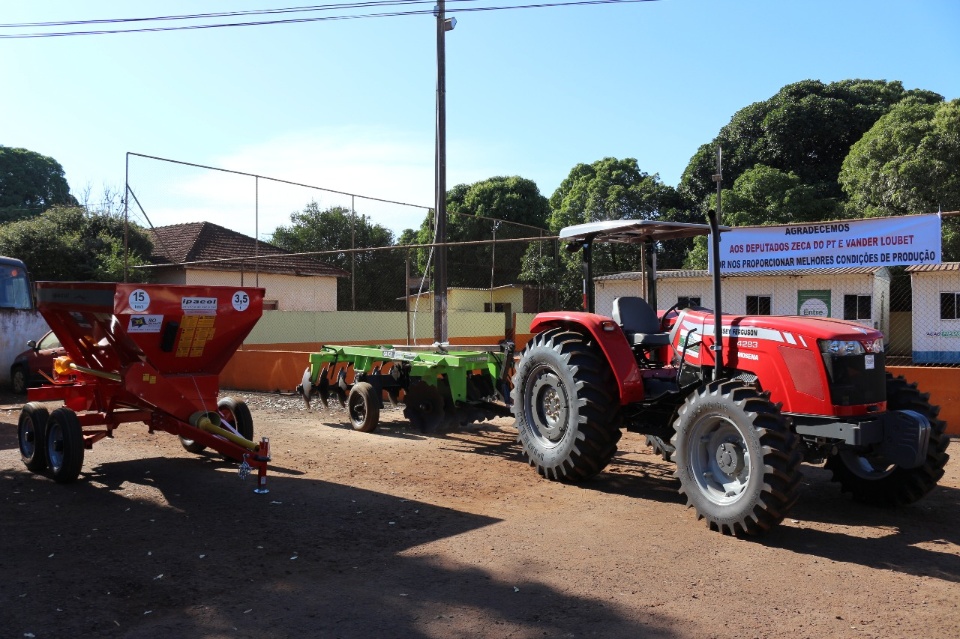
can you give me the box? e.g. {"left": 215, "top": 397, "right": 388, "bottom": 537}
{"left": 16, "top": 282, "right": 272, "bottom": 492}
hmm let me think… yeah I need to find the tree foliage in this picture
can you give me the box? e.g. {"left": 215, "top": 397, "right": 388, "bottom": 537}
{"left": 679, "top": 80, "right": 942, "bottom": 212}
{"left": 531, "top": 158, "right": 681, "bottom": 309}
{"left": 271, "top": 202, "right": 405, "bottom": 310}
{"left": 840, "top": 98, "right": 960, "bottom": 260}
{"left": 406, "top": 176, "right": 552, "bottom": 290}
{"left": 0, "top": 206, "right": 153, "bottom": 282}
{"left": 0, "top": 146, "right": 75, "bottom": 217}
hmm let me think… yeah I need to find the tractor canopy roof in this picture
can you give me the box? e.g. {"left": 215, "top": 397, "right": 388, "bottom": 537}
{"left": 559, "top": 218, "right": 729, "bottom": 247}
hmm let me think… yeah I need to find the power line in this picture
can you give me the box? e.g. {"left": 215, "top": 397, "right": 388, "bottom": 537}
{"left": 0, "top": 0, "right": 659, "bottom": 38}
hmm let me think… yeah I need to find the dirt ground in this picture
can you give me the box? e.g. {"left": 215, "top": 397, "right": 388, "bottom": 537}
{"left": 1, "top": 389, "right": 959, "bottom": 639}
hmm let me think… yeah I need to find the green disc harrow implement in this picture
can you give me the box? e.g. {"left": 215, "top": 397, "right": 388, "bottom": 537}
{"left": 297, "top": 344, "right": 514, "bottom": 432}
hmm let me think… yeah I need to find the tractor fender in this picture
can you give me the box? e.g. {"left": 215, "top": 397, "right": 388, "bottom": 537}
{"left": 529, "top": 312, "right": 644, "bottom": 404}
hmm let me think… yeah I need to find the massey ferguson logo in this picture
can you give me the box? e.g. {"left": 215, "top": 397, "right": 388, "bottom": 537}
{"left": 182, "top": 297, "right": 218, "bottom": 314}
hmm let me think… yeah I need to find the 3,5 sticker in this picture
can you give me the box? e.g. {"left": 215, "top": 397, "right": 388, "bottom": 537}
{"left": 129, "top": 289, "right": 150, "bottom": 312}
{"left": 232, "top": 291, "right": 250, "bottom": 312}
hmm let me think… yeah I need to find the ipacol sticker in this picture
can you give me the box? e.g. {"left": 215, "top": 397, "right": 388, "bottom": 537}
{"left": 182, "top": 296, "right": 218, "bottom": 315}
{"left": 128, "top": 314, "right": 163, "bottom": 333}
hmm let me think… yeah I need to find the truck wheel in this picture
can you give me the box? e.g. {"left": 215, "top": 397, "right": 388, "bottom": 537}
{"left": 348, "top": 382, "right": 380, "bottom": 432}
{"left": 46, "top": 407, "right": 85, "bottom": 484}
{"left": 18, "top": 402, "right": 49, "bottom": 472}
{"left": 672, "top": 380, "right": 802, "bottom": 535}
{"left": 825, "top": 374, "right": 950, "bottom": 506}
{"left": 511, "top": 328, "right": 622, "bottom": 481}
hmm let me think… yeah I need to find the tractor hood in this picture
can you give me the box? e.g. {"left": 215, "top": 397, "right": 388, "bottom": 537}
{"left": 677, "top": 310, "right": 884, "bottom": 344}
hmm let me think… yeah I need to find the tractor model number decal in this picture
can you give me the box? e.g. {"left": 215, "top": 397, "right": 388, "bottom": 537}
{"left": 182, "top": 296, "right": 218, "bottom": 315}
{"left": 176, "top": 315, "right": 217, "bottom": 357}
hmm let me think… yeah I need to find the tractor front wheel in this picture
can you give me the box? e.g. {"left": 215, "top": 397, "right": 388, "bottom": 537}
{"left": 825, "top": 374, "right": 950, "bottom": 506}
{"left": 672, "top": 380, "right": 802, "bottom": 535}
{"left": 511, "top": 329, "right": 621, "bottom": 482}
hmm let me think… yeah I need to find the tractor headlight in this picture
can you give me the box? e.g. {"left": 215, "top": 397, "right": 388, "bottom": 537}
{"left": 818, "top": 339, "right": 864, "bottom": 356}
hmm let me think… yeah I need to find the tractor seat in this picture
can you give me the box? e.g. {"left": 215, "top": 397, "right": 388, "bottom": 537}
{"left": 612, "top": 297, "right": 671, "bottom": 348}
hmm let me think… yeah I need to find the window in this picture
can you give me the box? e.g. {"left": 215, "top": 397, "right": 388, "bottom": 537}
{"left": 941, "top": 292, "right": 960, "bottom": 320}
{"left": 746, "top": 295, "right": 771, "bottom": 315}
{"left": 484, "top": 302, "right": 507, "bottom": 313}
{"left": 0, "top": 263, "right": 33, "bottom": 310}
{"left": 843, "top": 294, "right": 871, "bottom": 320}
{"left": 677, "top": 296, "right": 701, "bottom": 309}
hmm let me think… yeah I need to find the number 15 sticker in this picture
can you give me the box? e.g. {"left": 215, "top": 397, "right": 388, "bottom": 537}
{"left": 232, "top": 291, "right": 250, "bottom": 312}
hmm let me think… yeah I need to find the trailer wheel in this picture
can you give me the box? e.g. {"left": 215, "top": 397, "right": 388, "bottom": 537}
{"left": 179, "top": 436, "right": 207, "bottom": 454}
{"left": 348, "top": 382, "right": 380, "bottom": 432}
{"left": 825, "top": 374, "right": 950, "bottom": 506}
{"left": 45, "top": 407, "right": 85, "bottom": 484}
{"left": 218, "top": 397, "right": 254, "bottom": 441}
{"left": 18, "top": 402, "right": 49, "bottom": 472}
{"left": 511, "top": 328, "right": 622, "bottom": 482}
{"left": 672, "top": 380, "right": 802, "bottom": 535}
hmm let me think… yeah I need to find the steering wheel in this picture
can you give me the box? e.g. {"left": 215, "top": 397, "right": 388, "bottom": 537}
{"left": 660, "top": 302, "right": 683, "bottom": 332}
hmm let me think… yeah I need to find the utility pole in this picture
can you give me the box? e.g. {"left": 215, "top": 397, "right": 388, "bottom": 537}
{"left": 433, "top": 1, "right": 455, "bottom": 344}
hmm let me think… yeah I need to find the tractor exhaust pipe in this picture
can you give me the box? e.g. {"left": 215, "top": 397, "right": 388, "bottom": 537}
{"left": 707, "top": 208, "right": 723, "bottom": 379}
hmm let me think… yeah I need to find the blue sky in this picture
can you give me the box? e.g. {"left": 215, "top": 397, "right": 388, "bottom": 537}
{"left": 3, "top": 0, "right": 959, "bottom": 240}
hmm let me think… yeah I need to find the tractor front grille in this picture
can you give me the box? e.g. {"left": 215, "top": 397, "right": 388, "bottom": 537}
{"left": 822, "top": 352, "right": 886, "bottom": 406}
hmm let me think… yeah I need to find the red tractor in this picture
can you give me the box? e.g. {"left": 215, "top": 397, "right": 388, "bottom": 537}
{"left": 511, "top": 212, "right": 950, "bottom": 535}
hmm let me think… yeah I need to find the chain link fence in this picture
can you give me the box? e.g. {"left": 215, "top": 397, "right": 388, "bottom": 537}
{"left": 126, "top": 154, "right": 960, "bottom": 364}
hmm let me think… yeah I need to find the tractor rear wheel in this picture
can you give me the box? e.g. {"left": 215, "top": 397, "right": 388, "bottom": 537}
{"left": 825, "top": 374, "right": 950, "bottom": 506}
{"left": 672, "top": 380, "right": 802, "bottom": 535}
{"left": 18, "top": 402, "right": 49, "bottom": 472}
{"left": 348, "top": 382, "right": 380, "bottom": 432}
{"left": 45, "top": 407, "right": 85, "bottom": 484}
{"left": 511, "top": 328, "right": 622, "bottom": 482}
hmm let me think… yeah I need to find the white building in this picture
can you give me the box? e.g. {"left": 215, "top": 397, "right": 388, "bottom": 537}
{"left": 595, "top": 267, "right": 892, "bottom": 335}
{"left": 908, "top": 263, "right": 960, "bottom": 364}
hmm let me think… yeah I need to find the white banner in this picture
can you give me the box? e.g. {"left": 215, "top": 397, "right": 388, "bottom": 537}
{"left": 714, "top": 214, "right": 942, "bottom": 273}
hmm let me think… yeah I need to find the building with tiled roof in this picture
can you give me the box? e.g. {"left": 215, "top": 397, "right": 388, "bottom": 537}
{"left": 147, "top": 222, "right": 348, "bottom": 311}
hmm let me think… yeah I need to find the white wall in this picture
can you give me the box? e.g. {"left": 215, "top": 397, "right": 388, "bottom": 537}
{"left": 911, "top": 270, "right": 960, "bottom": 363}
{"left": 152, "top": 269, "right": 340, "bottom": 311}
{"left": 595, "top": 272, "right": 889, "bottom": 332}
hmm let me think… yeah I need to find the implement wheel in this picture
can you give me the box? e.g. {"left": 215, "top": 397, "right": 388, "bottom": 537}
{"left": 348, "top": 382, "right": 380, "bottom": 432}
{"left": 218, "top": 397, "right": 254, "bottom": 461}
{"left": 511, "top": 328, "right": 622, "bottom": 482}
{"left": 18, "top": 402, "right": 49, "bottom": 472}
{"left": 825, "top": 374, "right": 950, "bottom": 506}
{"left": 672, "top": 380, "right": 802, "bottom": 535}
{"left": 46, "top": 407, "right": 85, "bottom": 484}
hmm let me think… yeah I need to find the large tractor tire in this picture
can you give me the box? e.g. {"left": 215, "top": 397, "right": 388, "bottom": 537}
{"left": 511, "top": 328, "right": 622, "bottom": 482}
{"left": 672, "top": 380, "right": 802, "bottom": 535}
{"left": 825, "top": 374, "right": 950, "bottom": 506}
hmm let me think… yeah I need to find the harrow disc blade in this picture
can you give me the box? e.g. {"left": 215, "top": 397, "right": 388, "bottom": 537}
{"left": 299, "top": 367, "right": 313, "bottom": 411}
{"left": 402, "top": 382, "right": 445, "bottom": 433}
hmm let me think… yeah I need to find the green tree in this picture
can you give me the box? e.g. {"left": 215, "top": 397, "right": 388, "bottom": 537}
{"left": 0, "top": 146, "right": 76, "bottom": 220}
{"left": 0, "top": 206, "right": 153, "bottom": 282}
{"left": 840, "top": 98, "right": 960, "bottom": 259}
{"left": 542, "top": 157, "right": 679, "bottom": 308}
{"left": 679, "top": 80, "right": 942, "bottom": 210}
{"left": 407, "top": 176, "right": 551, "bottom": 289}
{"left": 271, "top": 202, "right": 405, "bottom": 310}
{"left": 716, "top": 164, "right": 837, "bottom": 227}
